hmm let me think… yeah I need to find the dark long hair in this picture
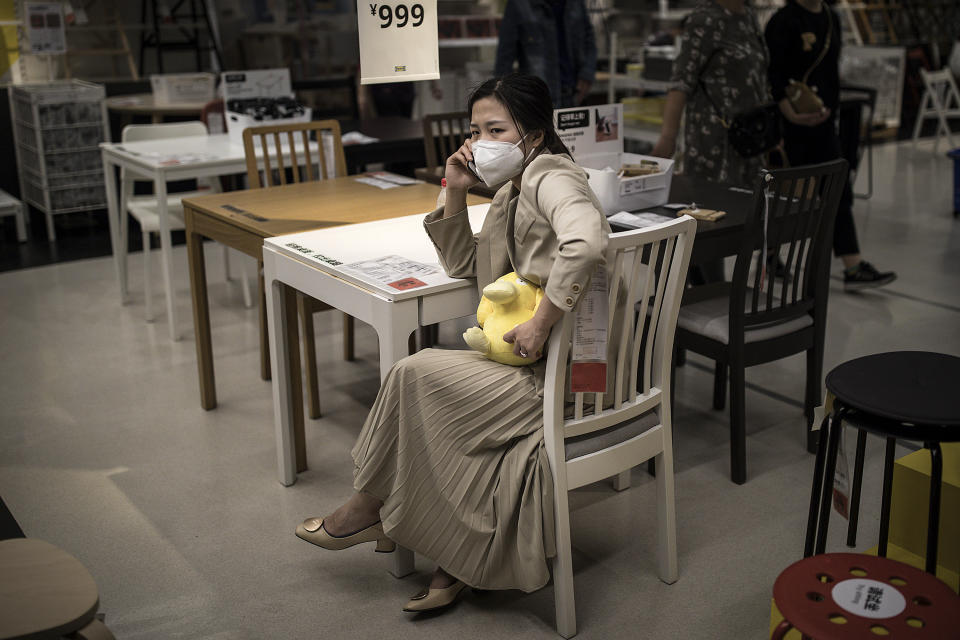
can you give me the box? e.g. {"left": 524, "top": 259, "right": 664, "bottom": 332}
{"left": 467, "top": 73, "right": 571, "bottom": 156}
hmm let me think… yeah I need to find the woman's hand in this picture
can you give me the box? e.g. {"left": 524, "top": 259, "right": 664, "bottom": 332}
{"left": 779, "top": 98, "right": 831, "bottom": 127}
{"left": 503, "top": 317, "right": 551, "bottom": 360}
{"left": 502, "top": 295, "right": 565, "bottom": 359}
{"left": 445, "top": 138, "right": 480, "bottom": 191}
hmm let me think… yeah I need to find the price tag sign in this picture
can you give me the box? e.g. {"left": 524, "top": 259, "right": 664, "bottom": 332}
{"left": 25, "top": 2, "right": 66, "bottom": 54}
{"left": 570, "top": 265, "right": 609, "bottom": 394}
{"left": 358, "top": 1, "right": 439, "bottom": 85}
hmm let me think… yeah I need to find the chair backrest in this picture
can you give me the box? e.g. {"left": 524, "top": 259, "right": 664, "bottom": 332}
{"left": 542, "top": 216, "right": 697, "bottom": 462}
{"left": 242, "top": 120, "right": 347, "bottom": 189}
{"left": 121, "top": 122, "right": 210, "bottom": 191}
{"left": 121, "top": 120, "right": 208, "bottom": 143}
{"left": 200, "top": 99, "right": 226, "bottom": 135}
{"left": 919, "top": 68, "right": 960, "bottom": 115}
{"left": 730, "top": 160, "right": 848, "bottom": 338}
{"left": 422, "top": 111, "right": 471, "bottom": 170}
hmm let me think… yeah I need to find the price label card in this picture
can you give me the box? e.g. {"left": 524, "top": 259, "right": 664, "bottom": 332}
{"left": 26, "top": 2, "right": 66, "bottom": 54}
{"left": 832, "top": 426, "right": 851, "bottom": 520}
{"left": 358, "top": 1, "right": 439, "bottom": 85}
{"left": 570, "top": 266, "right": 608, "bottom": 394}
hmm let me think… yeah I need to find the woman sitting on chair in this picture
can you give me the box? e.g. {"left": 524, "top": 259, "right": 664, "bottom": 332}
{"left": 295, "top": 73, "right": 610, "bottom": 613}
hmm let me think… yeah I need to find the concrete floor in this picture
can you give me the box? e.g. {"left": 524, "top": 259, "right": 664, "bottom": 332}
{"left": 1, "top": 139, "right": 958, "bottom": 639}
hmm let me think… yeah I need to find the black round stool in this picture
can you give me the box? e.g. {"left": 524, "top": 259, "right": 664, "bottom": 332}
{"left": 804, "top": 351, "right": 960, "bottom": 573}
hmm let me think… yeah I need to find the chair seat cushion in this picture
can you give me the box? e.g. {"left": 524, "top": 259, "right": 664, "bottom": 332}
{"left": 564, "top": 409, "right": 660, "bottom": 461}
{"left": 677, "top": 290, "right": 813, "bottom": 345}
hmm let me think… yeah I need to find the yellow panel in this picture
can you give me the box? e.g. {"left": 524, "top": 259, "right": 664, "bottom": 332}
{"left": 769, "top": 598, "right": 805, "bottom": 640}
{"left": 888, "top": 443, "right": 960, "bottom": 572}
{"left": 864, "top": 544, "right": 959, "bottom": 594}
{"left": 0, "top": 0, "right": 19, "bottom": 81}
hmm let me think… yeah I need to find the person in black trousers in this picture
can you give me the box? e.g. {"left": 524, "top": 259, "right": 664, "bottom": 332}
{"left": 766, "top": 0, "right": 896, "bottom": 291}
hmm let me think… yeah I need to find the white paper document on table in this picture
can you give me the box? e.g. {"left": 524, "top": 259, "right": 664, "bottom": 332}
{"left": 354, "top": 176, "right": 401, "bottom": 189}
{"left": 341, "top": 255, "right": 442, "bottom": 292}
{"left": 266, "top": 203, "right": 491, "bottom": 301}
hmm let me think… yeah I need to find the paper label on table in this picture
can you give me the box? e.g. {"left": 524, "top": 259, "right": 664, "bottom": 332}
{"left": 358, "top": 1, "right": 439, "bottom": 84}
{"left": 282, "top": 242, "right": 343, "bottom": 267}
{"left": 831, "top": 579, "right": 906, "bottom": 619}
{"left": 26, "top": 2, "right": 66, "bottom": 54}
{"left": 365, "top": 171, "right": 421, "bottom": 185}
{"left": 342, "top": 255, "right": 439, "bottom": 287}
{"left": 388, "top": 277, "right": 427, "bottom": 290}
{"left": 607, "top": 211, "right": 673, "bottom": 230}
{"left": 570, "top": 265, "right": 608, "bottom": 394}
{"left": 662, "top": 203, "right": 691, "bottom": 210}
{"left": 354, "top": 176, "right": 401, "bottom": 190}
{"left": 832, "top": 428, "right": 851, "bottom": 520}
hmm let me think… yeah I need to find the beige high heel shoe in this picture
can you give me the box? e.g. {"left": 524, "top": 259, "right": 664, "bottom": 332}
{"left": 402, "top": 580, "right": 467, "bottom": 613}
{"left": 294, "top": 517, "right": 396, "bottom": 553}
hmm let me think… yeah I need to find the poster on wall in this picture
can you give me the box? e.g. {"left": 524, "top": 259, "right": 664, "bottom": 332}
{"left": 25, "top": 2, "right": 66, "bottom": 54}
{"left": 840, "top": 46, "right": 906, "bottom": 129}
{"left": 554, "top": 104, "right": 623, "bottom": 162}
{"left": 357, "top": 0, "right": 439, "bottom": 84}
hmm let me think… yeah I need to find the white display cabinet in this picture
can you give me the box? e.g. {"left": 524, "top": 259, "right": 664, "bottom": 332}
{"left": 9, "top": 80, "right": 110, "bottom": 240}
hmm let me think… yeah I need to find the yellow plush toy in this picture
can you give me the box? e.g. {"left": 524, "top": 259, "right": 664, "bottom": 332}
{"left": 463, "top": 272, "right": 544, "bottom": 366}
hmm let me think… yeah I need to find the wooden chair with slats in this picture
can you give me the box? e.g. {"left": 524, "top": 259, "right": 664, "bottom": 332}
{"left": 544, "top": 217, "right": 696, "bottom": 637}
{"left": 414, "top": 111, "right": 502, "bottom": 198}
{"left": 242, "top": 120, "right": 355, "bottom": 420}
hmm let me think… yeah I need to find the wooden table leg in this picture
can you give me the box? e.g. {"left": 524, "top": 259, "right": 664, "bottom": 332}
{"left": 185, "top": 209, "right": 216, "bottom": 410}
{"left": 258, "top": 259, "right": 271, "bottom": 381}
{"left": 299, "top": 293, "right": 321, "bottom": 420}
{"left": 343, "top": 314, "right": 355, "bottom": 361}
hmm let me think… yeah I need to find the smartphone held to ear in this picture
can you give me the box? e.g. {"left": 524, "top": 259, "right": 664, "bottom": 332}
{"left": 467, "top": 160, "right": 482, "bottom": 181}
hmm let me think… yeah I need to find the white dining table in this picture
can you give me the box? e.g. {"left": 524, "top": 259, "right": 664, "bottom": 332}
{"left": 262, "top": 203, "right": 489, "bottom": 578}
{"left": 100, "top": 133, "right": 323, "bottom": 341}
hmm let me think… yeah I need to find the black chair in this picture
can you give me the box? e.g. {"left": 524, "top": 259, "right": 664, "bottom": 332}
{"left": 839, "top": 85, "right": 878, "bottom": 200}
{"left": 805, "top": 351, "right": 960, "bottom": 574}
{"left": 675, "top": 160, "right": 848, "bottom": 484}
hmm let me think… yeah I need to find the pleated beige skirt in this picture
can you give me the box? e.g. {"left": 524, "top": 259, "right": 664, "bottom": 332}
{"left": 351, "top": 348, "right": 556, "bottom": 593}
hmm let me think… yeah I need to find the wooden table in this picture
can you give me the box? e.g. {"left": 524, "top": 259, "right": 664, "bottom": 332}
{"left": 105, "top": 93, "right": 207, "bottom": 124}
{"left": 182, "top": 177, "right": 489, "bottom": 415}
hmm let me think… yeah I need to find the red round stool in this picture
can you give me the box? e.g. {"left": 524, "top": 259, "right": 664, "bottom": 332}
{"left": 771, "top": 553, "right": 960, "bottom": 639}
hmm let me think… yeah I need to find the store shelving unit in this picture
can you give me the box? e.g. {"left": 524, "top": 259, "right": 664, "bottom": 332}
{"left": 9, "top": 80, "right": 110, "bottom": 241}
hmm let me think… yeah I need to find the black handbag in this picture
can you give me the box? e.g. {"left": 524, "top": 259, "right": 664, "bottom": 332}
{"left": 696, "top": 50, "right": 782, "bottom": 158}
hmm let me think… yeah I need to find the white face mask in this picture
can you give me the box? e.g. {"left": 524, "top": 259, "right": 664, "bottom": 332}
{"left": 471, "top": 135, "right": 535, "bottom": 187}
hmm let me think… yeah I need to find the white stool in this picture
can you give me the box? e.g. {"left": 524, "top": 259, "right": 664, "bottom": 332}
{"left": 911, "top": 68, "right": 960, "bottom": 152}
{"left": 0, "top": 189, "right": 27, "bottom": 243}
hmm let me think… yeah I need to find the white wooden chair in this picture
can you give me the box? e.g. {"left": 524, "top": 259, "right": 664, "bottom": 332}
{"left": 543, "top": 216, "right": 696, "bottom": 638}
{"left": 0, "top": 189, "right": 27, "bottom": 242}
{"left": 911, "top": 68, "right": 960, "bottom": 152}
{"left": 120, "top": 121, "right": 252, "bottom": 321}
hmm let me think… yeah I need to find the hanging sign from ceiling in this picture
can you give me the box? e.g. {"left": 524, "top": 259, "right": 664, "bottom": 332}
{"left": 357, "top": 0, "right": 439, "bottom": 84}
